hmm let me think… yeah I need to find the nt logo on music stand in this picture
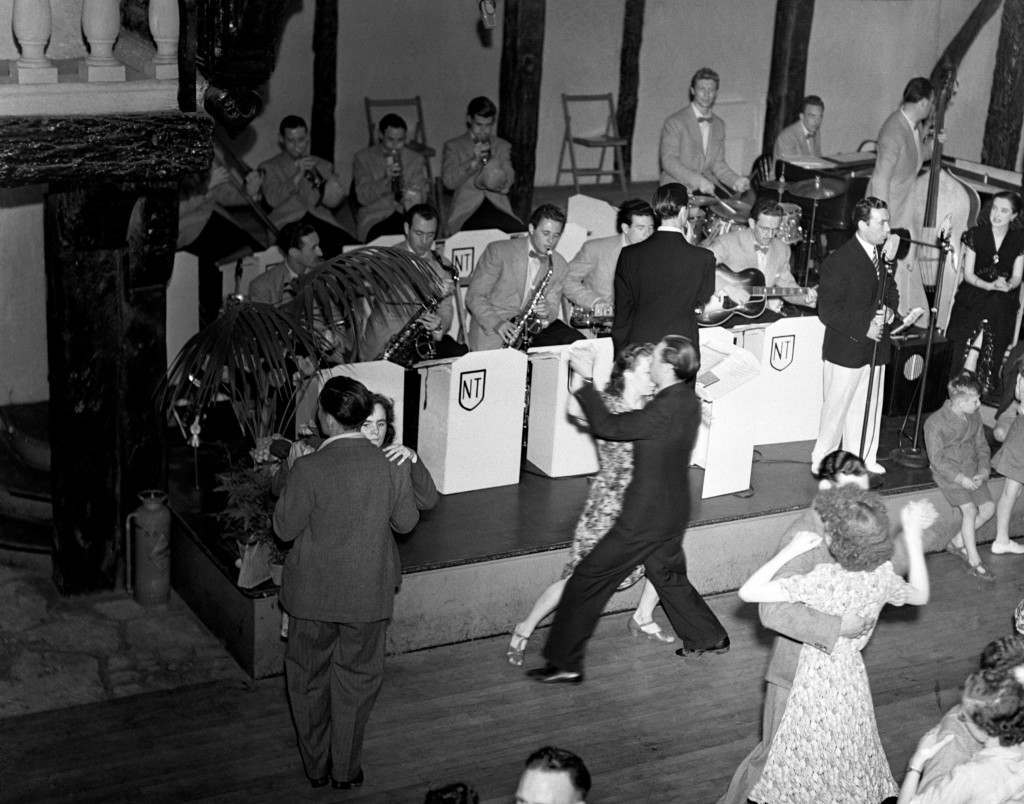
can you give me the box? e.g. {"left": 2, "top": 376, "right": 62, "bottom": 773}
{"left": 770, "top": 334, "right": 795, "bottom": 371}
{"left": 459, "top": 369, "right": 486, "bottom": 411}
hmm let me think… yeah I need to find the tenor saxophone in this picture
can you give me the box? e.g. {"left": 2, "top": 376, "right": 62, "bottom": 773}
{"left": 377, "top": 296, "right": 442, "bottom": 367}
{"left": 505, "top": 251, "right": 554, "bottom": 350}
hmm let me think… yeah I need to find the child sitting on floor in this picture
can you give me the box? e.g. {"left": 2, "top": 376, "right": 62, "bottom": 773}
{"left": 923, "top": 371, "right": 995, "bottom": 581}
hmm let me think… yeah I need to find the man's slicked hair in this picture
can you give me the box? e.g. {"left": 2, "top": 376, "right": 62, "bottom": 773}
{"left": 651, "top": 183, "right": 689, "bottom": 221}
{"left": 523, "top": 746, "right": 591, "bottom": 797}
{"left": 616, "top": 198, "right": 658, "bottom": 231}
{"left": 659, "top": 334, "right": 700, "bottom": 382}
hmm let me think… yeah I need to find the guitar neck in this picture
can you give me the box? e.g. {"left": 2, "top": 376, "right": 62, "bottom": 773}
{"left": 749, "top": 286, "right": 811, "bottom": 298}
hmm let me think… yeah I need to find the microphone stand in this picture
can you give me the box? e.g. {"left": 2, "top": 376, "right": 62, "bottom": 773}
{"left": 891, "top": 229, "right": 953, "bottom": 468}
{"left": 858, "top": 245, "right": 895, "bottom": 462}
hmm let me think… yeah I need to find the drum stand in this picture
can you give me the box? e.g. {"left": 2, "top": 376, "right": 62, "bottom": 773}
{"left": 802, "top": 199, "right": 820, "bottom": 287}
{"left": 890, "top": 231, "right": 952, "bottom": 468}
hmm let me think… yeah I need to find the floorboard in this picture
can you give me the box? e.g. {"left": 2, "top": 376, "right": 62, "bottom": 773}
{"left": 2, "top": 551, "right": 1022, "bottom": 803}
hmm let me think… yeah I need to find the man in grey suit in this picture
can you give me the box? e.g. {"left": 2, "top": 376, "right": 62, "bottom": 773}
{"left": 773, "top": 95, "right": 824, "bottom": 160}
{"left": 248, "top": 221, "right": 322, "bottom": 305}
{"left": 441, "top": 96, "right": 523, "bottom": 235}
{"left": 563, "top": 198, "right": 656, "bottom": 318}
{"left": 659, "top": 67, "right": 750, "bottom": 196}
{"left": 274, "top": 376, "right": 419, "bottom": 789}
{"left": 465, "top": 204, "right": 586, "bottom": 350}
{"left": 867, "top": 76, "right": 936, "bottom": 321}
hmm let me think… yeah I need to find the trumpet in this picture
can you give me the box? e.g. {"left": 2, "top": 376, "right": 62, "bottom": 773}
{"left": 473, "top": 135, "right": 492, "bottom": 167}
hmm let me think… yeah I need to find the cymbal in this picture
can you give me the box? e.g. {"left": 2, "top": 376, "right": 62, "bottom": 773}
{"left": 688, "top": 194, "right": 718, "bottom": 208}
{"left": 709, "top": 199, "right": 751, "bottom": 223}
{"left": 758, "top": 178, "right": 788, "bottom": 192}
{"left": 789, "top": 176, "right": 848, "bottom": 200}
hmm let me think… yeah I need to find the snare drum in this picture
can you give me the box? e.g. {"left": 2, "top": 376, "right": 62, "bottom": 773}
{"left": 777, "top": 202, "right": 804, "bottom": 245}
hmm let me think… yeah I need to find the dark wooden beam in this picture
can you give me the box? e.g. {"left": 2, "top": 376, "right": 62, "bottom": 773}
{"left": 930, "top": 0, "right": 1003, "bottom": 88}
{"left": 0, "top": 114, "right": 212, "bottom": 186}
{"left": 762, "top": 0, "right": 815, "bottom": 156}
{"left": 616, "top": 0, "right": 645, "bottom": 181}
{"left": 498, "top": 0, "right": 546, "bottom": 221}
{"left": 178, "top": 0, "right": 199, "bottom": 113}
{"left": 310, "top": 0, "right": 338, "bottom": 162}
{"left": 981, "top": 0, "right": 1024, "bottom": 171}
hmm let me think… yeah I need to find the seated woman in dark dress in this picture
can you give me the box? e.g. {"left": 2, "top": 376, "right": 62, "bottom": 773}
{"left": 946, "top": 192, "right": 1024, "bottom": 399}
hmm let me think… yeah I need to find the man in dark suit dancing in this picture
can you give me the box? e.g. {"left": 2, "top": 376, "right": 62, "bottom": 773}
{"left": 810, "top": 197, "right": 900, "bottom": 476}
{"left": 612, "top": 183, "right": 717, "bottom": 355}
{"left": 274, "top": 376, "right": 419, "bottom": 789}
{"left": 527, "top": 335, "right": 730, "bottom": 683}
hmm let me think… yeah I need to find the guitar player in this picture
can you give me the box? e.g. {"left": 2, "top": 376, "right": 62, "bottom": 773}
{"left": 706, "top": 197, "right": 817, "bottom": 323}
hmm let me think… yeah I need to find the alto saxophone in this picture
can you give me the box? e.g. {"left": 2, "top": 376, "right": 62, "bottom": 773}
{"left": 377, "top": 296, "right": 442, "bottom": 368}
{"left": 505, "top": 251, "right": 554, "bottom": 350}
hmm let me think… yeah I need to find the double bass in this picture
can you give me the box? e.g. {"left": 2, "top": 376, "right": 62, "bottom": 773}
{"left": 908, "top": 62, "right": 980, "bottom": 330}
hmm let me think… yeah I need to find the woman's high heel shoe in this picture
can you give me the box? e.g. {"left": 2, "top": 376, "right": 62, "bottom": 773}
{"left": 507, "top": 627, "right": 530, "bottom": 666}
{"left": 627, "top": 616, "right": 676, "bottom": 644}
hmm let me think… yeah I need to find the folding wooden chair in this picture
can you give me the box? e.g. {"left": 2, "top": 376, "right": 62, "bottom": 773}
{"left": 556, "top": 93, "right": 629, "bottom": 194}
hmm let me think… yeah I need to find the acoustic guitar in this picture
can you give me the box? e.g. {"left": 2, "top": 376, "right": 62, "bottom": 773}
{"left": 697, "top": 265, "right": 813, "bottom": 327}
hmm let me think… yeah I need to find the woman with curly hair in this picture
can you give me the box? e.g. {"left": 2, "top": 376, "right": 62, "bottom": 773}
{"left": 506, "top": 343, "right": 666, "bottom": 666}
{"left": 899, "top": 659, "right": 1024, "bottom": 802}
{"left": 736, "top": 487, "right": 934, "bottom": 803}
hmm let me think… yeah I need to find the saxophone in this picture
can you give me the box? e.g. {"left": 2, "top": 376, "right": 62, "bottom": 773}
{"left": 505, "top": 251, "right": 554, "bottom": 350}
{"left": 376, "top": 254, "right": 459, "bottom": 367}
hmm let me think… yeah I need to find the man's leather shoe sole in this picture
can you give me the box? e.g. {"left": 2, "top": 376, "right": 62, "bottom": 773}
{"left": 331, "top": 768, "right": 364, "bottom": 789}
{"left": 675, "top": 637, "right": 730, "bottom": 658}
{"left": 526, "top": 664, "right": 583, "bottom": 684}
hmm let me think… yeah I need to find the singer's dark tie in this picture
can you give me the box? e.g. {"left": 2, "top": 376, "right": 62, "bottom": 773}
{"left": 696, "top": 116, "right": 713, "bottom": 124}
{"left": 872, "top": 249, "right": 880, "bottom": 277}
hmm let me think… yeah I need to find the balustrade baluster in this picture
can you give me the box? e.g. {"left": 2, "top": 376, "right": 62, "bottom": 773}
{"left": 12, "top": 0, "right": 58, "bottom": 84}
{"left": 80, "top": 0, "right": 126, "bottom": 82}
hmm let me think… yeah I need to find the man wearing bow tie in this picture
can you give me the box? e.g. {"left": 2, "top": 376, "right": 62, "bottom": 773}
{"left": 773, "top": 96, "right": 824, "bottom": 160}
{"left": 465, "top": 204, "right": 586, "bottom": 350}
{"left": 659, "top": 67, "right": 750, "bottom": 197}
{"left": 707, "top": 197, "right": 817, "bottom": 317}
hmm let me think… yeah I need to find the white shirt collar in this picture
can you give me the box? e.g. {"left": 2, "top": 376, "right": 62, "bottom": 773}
{"left": 691, "top": 103, "right": 713, "bottom": 121}
{"left": 855, "top": 232, "right": 878, "bottom": 261}
{"left": 317, "top": 432, "right": 365, "bottom": 450}
{"left": 658, "top": 224, "right": 685, "bottom": 234}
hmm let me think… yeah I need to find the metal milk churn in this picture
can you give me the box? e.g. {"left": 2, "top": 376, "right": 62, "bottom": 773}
{"left": 125, "top": 489, "right": 172, "bottom": 605}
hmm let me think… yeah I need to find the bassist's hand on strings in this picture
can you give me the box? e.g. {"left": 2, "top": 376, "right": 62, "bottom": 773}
{"left": 497, "top": 320, "right": 517, "bottom": 345}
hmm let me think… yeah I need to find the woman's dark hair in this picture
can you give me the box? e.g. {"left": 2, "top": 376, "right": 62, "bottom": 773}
{"left": 812, "top": 486, "right": 893, "bottom": 571}
{"left": 814, "top": 450, "right": 868, "bottom": 484}
{"left": 604, "top": 343, "right": 655, "bottom": 397}
{"left": 980, "top": 191, "right": 1024, "bottom": 229}
{"left": 962, "top": 667, "right": 1024, "bottom": 746}
{"left": 319, "top": 376, "right": 372, "bottom": 428}
{"left": 369, "top": 392, "right": 397, "bottom": 447}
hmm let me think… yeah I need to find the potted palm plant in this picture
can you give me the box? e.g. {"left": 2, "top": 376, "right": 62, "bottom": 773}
{"left": 160, "top": 246, "right": 445, "bottom": 584}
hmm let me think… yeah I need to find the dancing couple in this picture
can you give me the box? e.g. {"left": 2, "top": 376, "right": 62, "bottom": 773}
{"left": 514, "top": 335, "right": 730, "bottom": 684}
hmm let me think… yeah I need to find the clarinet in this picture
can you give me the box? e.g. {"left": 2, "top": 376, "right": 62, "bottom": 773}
{"left": 506, "top": 252, "right": 554, "bottom": 350}
{"left": 388, "top": 149, "right": 404, "bottom": 202}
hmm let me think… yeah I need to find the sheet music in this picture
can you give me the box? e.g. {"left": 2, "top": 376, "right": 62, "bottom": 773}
{"left": 696, "top": 340, "right": 760, "bottom": 401}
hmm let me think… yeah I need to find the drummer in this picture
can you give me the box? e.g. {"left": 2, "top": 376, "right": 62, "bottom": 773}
{"left": 660, "top": 67, "right": 751, "bottom": 197}
{"left": 706, "top": 197, "right": 817, "bottom": 314}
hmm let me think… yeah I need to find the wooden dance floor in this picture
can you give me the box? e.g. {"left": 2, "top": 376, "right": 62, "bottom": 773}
{"left": 4, "top": 550, "right": 1022, "bottom": 803}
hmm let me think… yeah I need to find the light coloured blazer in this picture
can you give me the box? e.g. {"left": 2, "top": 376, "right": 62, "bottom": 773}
{"left": 441, "top": 133, "right": 518, "bottom": 234}
{"left": 258, "top": 151, "right": 340, "bottom": 229}
{"left": 867, "top": 109, "right": 929, "bottom": 227}
{"left": 659, "top": 106, "right": 740, "bottom": 190}
{"left": 773, "top": 120, "right": 822, "bottom": 160}
{"left": 274, "top": 436, "right": 419, "bottom": 623}
{"left": 353, "top": 144, "right": 429, "bottom": 241}
{"left": 563, "top": 234, "right": 624, "bottom": 309}
{"left": 708, "top": 228, "right": 796, "bottom": 288}
{"left": 247, "top": 263, "right": 293, "bottom": 305}
{"left": 466, "top": 237, "right": 572, "bottom": 350}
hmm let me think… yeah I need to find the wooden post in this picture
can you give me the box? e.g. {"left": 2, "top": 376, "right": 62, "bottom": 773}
{"left": 929, "top": 0, "right": 1003, "bottom": 88}
{"left": 616, "top": 0, "right": 644, "bottom": 181}
{"left": 981, "top": 0, "right": 1024, "bottom": 172}
{"left": 498, "top": 0, "right": 546, "bottom": 222}
{"left": 310, "top": 0, "right": 339, "bottom": 162}
{"left": 762, "top": 0, "right": 815, "bottom": 156}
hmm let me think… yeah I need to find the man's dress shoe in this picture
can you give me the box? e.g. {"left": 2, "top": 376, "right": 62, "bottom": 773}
{"left": 674, "top": 636, "right": 730, "bottom": 658}
{"left": 526, "top": 664, "right": 583, "bottom": 684}
{"left": 331, "top": 768, "right": 364, "bottom": 789}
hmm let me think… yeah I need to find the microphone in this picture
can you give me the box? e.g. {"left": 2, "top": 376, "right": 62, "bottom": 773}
{"left": 480, "top": 0, "right": 496, "bottom": 29}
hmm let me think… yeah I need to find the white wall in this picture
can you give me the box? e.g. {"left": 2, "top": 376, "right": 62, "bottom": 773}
{"left": 0, "top": 187, "right": 49, "bottom": 404}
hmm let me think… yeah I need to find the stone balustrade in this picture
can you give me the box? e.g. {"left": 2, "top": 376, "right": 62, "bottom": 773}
{"left": 1, "top": 0, "right": 180, "bottom": 115}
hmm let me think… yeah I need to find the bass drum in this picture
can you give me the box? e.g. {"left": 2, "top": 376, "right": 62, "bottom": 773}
{"left": 777, "top": 202, "right": 804, "bottom": 245}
